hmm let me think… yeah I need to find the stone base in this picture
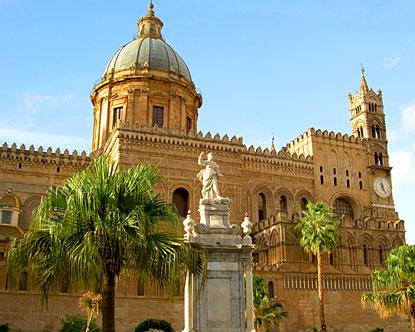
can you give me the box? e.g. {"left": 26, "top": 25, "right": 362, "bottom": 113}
{"left": 198, "top": 199, "right": 230, "bottom": 228}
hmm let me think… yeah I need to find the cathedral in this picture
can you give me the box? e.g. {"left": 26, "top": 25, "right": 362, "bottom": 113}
{"left": 0, "top": 3, "right": 409, "bottom": 331}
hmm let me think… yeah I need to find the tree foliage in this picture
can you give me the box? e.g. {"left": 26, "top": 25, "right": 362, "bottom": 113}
{"left": 253, "top": 274, "right": 287, "bottom": 331}
{"left": 6, "top": 155, "right": 205, "bottom": 332}
{"left": 295, "top": 202, "right": 338, "bottom": 256}
{"left": 295, "top": 201, "right": 339, "bottom": 332}
{"left": 362, "top": 245, "right": 415, "bottom": 331}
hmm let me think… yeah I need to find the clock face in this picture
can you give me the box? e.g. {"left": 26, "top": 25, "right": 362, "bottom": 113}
{"left": 373, "top": 176, "right": 391, "bottom": 198}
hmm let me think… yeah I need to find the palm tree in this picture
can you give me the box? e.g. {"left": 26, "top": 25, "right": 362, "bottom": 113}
{"left": 295, "top": 201, "right": 339, "bottom": 332}
{"left": 253, "top": 274, "right": 288, "bottom": 331}
{"left": 362, "top": 245, "right": 415, "bottom": 331}
{"left": 7, "top": 155, "right": 204, "bottom": 332}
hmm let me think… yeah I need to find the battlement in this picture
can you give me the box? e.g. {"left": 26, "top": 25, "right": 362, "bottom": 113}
{"left": 286, "top": 127, "right": 366, "bottom": 152}
{"left": 103, "top": 122, "right": 313, "bottom": 171}
{"left": 0, "top": 142, "right": 89, "bottom": 167}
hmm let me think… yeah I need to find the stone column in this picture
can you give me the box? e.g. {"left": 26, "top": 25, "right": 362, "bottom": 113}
{"left": 183, "top": 270, "right": 194, "bottom": 332}
{"left": 245, "top": 262, "right": 255, "bottom": 332}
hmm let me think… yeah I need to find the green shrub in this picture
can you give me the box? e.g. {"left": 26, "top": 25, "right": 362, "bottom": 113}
{"left": 59, "top": 314, "right": 100, "bottom": 332}
{"left": 134, "top": 319, "right": 175, "bottom": 332}
{"left": 0, "top": 324, "right": 9, "bottom": 332}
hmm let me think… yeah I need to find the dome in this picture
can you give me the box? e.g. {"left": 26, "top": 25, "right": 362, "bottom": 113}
{"left": 104, "top": 37, "right": 192, "bottom": 82}
{"left": 103, "top": 3, "right": 192, "bottom": 83}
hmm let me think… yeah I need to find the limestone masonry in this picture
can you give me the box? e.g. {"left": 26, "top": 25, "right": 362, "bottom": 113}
{"left": 0, "top": 3, "right": 409, "bottom": 332}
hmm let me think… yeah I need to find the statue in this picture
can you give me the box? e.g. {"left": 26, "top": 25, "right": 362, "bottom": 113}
{"left": 197, "top": 152, "right": 222, "bottom": 200}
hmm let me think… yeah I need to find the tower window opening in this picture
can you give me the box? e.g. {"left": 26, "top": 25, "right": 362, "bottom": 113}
{"left": 379, "top": 153, "right": 383, "bottom": 166}
{"left": 333, "top": 177, "right": 337, "bottom": 186}
{"left": 258, "top": 193, "right": 267, "bottom": 221}
{"left": 18, "top": 162, "right": 22, "bottom": 169}
{"left": 329, "top": 253, "right": 334, "bottom": 265}
{"left": 346, "top": 179, "right": 350, "bottom": 188}
{"left": 359, "top": 127, "right": 364, "bottom": 137}
{"left": 358, "top": 172, "right": 362, "bottom": 178}
{"left": 112, "top": 106, "right": 123, "bottom": 127}
{"left": 279, "top": 195, "right": 287, "bottom": 212}
{"left": 152, "top": 106, "right": 164, "bottom": 128}
{"left": 372, "top": 125, "right": 376, "bottom": 138}
{"left": 320, "top": 166, "right": 323, "bottom": 172}
{"left": 320, "top": 175, "right": 324, "bottom": 185}
{"left": 374, "top": 152, "right": 379, "bottom": 165}
{"left": 57, "top": 166, "right": 60, "bottom": 173}
{"left": 376, "top": 126, "right": 381, "bottom": 139}
{"left": 346, "top": 170, "right": 349, "bottom": 176}
{"left": 359, "top": 181, "right": 363, "bottom": 190}
{"left": 333, "top": 168, "right": 336, "bottom": 175}
{"left": 268, "top": 281, "right": 275, "bottom": 298}
{"left": 186, "top": 116, "right": 192, "bottom": 133}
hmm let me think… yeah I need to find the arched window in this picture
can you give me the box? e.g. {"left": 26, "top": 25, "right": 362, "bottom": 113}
{"left": 300, "top": 198, "right": 308, "bottom": 211}
{"left": 379, "top": 153, "right": 383, "bottom": 166}
{"left": 172, "top": 188, "right": 189, "bottom": 218}
{"left": 279, "top": 195, "right": 287, "bottom": 212}
{"left": 363, "top": 245, "right": 369, "bottom": 266}
{"left": 0, "top": 194, "right": 20, "bottom": 226}
{"left": 333, "top": 198, "right": 354, "bottom": 221}
{"left": 379, "top": 245, "right": 385, "bottom": 266}
{"left": 371, "top": 125, "right": 376, "bottom": 138}
{"left": 258, "top": 193, "right": 267, "bottom": 221}
{"left": 268, "top": 281, "right": 275, "bottom": 298}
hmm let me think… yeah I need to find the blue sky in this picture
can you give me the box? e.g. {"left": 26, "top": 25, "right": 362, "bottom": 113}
{"left": 0, "top": 1, "right": 414, "bottom": 242}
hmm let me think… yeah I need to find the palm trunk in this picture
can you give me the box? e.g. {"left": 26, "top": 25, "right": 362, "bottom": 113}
{"left": 102, "top": 274, "right": 116, "bottom": 332}
{"left": 410, "top": 302, "right": 415, "bottom": 332}
{"left": 317, "top": 251, "right": 327, "bottom": 332}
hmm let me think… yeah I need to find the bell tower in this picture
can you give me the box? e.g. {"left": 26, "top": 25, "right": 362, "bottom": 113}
{"left": 348, "top": 69, "right": 394, "bottom": 206}
{"left": 348, "top": 68, "right": 388, "bottom": 168}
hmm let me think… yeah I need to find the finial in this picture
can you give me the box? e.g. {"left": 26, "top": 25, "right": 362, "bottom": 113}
{"left": 271, "top": 136, "right": 276, "bottom": 153}
{"left": 360, "top": 63, "right": 365, "bottom": 75}
{"left": 359, "top": 64, "right": 369, "bottom": 94}
{"left": 241, "top": 212, "right": 253, "bottom": 238}
{"left": 147, "top": 1, "right": 155, "bottom": 16}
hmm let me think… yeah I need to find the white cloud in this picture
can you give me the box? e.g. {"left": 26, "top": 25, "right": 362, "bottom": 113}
{"left": 18, "top": 92, "right": 71, "bottom": 111}
{"left": 402, "top": 104, "right": 415, "bottom": 132}
{"left": 0, "top": 127, "right": 89, "bottom": 152}
{"left": 383, "top": 55, "right": 401, "bottom": 70}
{"left": 390, "top": 150, "right": 415, "bottom": 185}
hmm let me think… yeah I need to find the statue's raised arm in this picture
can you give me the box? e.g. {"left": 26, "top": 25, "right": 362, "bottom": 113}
{"left": 197, "top": 152, "right": 222, "bottom": 200}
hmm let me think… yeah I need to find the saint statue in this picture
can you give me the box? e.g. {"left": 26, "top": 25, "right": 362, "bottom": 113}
{"left": 197, "top": 152, "right": 222, "bottom": 199}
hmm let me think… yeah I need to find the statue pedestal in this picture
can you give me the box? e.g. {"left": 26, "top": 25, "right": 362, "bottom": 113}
{"left": 183, "top": 200, "right": 255, "bottom": 332}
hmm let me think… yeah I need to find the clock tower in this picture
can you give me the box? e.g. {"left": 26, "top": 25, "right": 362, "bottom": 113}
{"left": 348, "top": 69, "right": 394, "bottom": 211}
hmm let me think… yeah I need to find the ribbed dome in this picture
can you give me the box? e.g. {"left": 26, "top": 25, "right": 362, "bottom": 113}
{"left": 104, "top": 37, "right": 192, "bottom": 82}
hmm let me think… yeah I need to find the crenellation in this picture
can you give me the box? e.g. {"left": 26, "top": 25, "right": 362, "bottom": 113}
{"left": 0, "top": 143, "right": 89, "bottom": 167}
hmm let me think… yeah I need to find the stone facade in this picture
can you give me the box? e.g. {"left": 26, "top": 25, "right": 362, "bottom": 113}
{"left": 0, "top": 3, "right": 409, "bottom": 332}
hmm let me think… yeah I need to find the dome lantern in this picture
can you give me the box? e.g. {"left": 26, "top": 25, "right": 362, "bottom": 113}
{"left": 137, "top": 2, "right": 164, "bottom": 41}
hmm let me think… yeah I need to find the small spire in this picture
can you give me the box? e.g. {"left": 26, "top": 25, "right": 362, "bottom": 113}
{"left": 360, "top": 65, "right": 369, "bottom": 94}
{"left": 137, "top": 1, "right": 164, "bottom": 40}
{"left": 271, "top": 136, "right": 276, "bottom": 153}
